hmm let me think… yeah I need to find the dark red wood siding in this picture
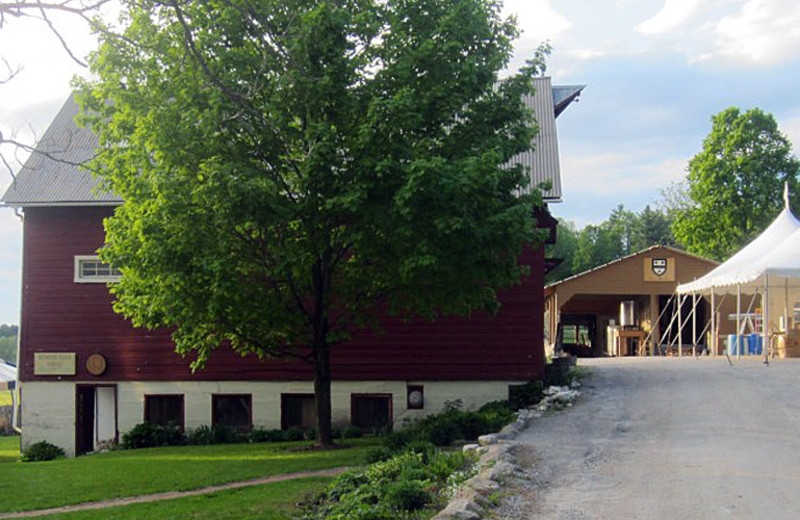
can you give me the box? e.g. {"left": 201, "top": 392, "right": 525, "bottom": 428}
{"left": 19, "top": 207, "right": 545, "bottom": 382}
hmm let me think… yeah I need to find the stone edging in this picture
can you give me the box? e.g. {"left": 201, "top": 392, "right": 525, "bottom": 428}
{"left": 433, "top": 381, "right": 582, "bottom": 520}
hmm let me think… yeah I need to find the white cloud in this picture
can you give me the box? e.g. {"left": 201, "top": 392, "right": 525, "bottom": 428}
{"left": 779, "top": 112, "right": 800, "bottom": 153}
{"left": 637, "top": 0, "right": 702, "bottom": 34}
{"left": 562, "top": 151, "right": 687, "bottom": 199}
{"left": 711, "top": 0, "right": 800, "bottom": 65}
{"left": 568, "top": 49, "right": 606, "bottom": 61}
{"left": 503, "top": 0, "right": 572, "bottom": 43}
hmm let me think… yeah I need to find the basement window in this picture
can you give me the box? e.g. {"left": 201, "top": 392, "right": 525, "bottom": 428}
{"left": 74, "top": 256, "right": 122, "bottom": 283}
{"left": 351, "top": 394, "right": 392, "bottom": 432}
{"left": 145, "top": 395, "right": 184, "bottom": 430}
{"left": 212, "top": 394, "right": 252, "bottom": 431}
{"left": 281, "top": 394, "right": 316, "bottom": 430}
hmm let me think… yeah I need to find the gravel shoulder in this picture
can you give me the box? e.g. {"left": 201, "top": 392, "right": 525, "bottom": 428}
{"left": 501, "top": 357, "right": 800, "bottom": 520}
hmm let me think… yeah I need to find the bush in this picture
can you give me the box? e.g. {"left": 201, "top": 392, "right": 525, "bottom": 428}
{"left": 364, "top": 445, "right": 394, "bottom": 464}
{"left": 418, "top": 415, "right": 459, "bottom": 446}
{"left": 122, "top": 422, "right": 185, "bottom": 449}
{"left": 402, "top": 440, "right": 437, "bottom": 464}
{"left": 509, "top": 380, "right": 544, "bottom": 409}
{"left": 341, "top": 425, "right": 362, "bottom": 439}
{"left": 304, "top": 427, "right": 317, "bottom": 441}
{"left": 303, "top": 448, "right": 476, "bottom": 520}
{"left": 211, "top": 424, "right": 236, "bottom": 444}
{"left": 188, "top": 425, "right": 213, "bottom": 445}
{"left": 384, "top": 480, "right": 431, "bottom": 511}
{"left": 21, "top": 440, "right": 65, "bottom": 462}
{"left": 285, "top": 427, "right": 305, "bottom": 441}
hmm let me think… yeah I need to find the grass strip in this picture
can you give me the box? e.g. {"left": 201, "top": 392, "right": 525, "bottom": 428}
{"left": 0, "top": 436, "right": 19, "bottom": 463}
{"left": 19, "top": 477, "right": 331, "bottom": 520}
{"left": 0, "top": 438, "right": 375, "bottom": 513}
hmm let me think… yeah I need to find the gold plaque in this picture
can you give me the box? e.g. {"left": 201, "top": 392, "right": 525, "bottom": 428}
{"left": 644, "top": 257, "right": 675, "bottom": 282}
{"left": 85, "top": 353, "right": 107, "bottom": 376}
{"left": 33, "top": 353, "right": 76, "bottom": 376}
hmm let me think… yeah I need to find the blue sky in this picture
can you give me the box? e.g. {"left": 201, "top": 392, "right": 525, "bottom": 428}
{"left": 1, "top": 0, "right": 800, "bottom": 325}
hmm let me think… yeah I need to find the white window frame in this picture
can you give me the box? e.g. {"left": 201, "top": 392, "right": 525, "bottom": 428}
{"left": 74, "top": 255, "right": 122, "bottom": 283}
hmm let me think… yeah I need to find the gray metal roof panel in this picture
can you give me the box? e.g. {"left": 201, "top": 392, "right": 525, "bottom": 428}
{"left": 3, "top": 80, "right": 582, "bottom": 205}
{"left": 515, "top": 77, "right": 562, "bottom": 201}
{"left": 0, "top": 95, "right": 120, "bottom": 206}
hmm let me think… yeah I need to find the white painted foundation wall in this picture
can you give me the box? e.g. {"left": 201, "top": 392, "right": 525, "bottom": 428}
{"left": 21, "top": 379, "right": 522, "bottom": 456}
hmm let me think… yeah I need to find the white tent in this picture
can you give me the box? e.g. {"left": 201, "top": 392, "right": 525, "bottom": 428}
{"left": 0, "top": 360, "right": 16, "bottom": 391}
{"left": 677, "top": 202, "right": 800, "bottom": 294}
{"left": 676, "top": 186, "right": 800, "bottom": 359}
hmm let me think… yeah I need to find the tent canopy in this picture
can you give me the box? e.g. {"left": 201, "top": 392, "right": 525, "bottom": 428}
{"left": 0, "top": 360, "right": 16, "bottom": 389}
{"left": 677, "top": 191, "right": 800, "bottom": 295}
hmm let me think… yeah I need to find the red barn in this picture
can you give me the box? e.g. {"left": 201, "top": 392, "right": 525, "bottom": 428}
{"left": 2, "top": 78, "right": 582, "bottom": 455}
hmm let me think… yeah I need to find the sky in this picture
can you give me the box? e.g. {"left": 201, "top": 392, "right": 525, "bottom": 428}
{"left": 1, "top": 0, "right": 800, "bottom": 324}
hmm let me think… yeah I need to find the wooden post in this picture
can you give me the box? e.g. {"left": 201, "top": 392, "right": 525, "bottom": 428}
{"left": 678, "top": 293, "right": 684, "bottom": 357}
{"left": 764, "top": 275, "right": 770, "bottom": 363}
{"left": 692, "top": 292, "right": 697, "bottom": 357}
{"left": 711, "top": 288, "right": 717, "bottom": 357}
{"left": 737, "top": 284, "right": 742, "bottom": 360}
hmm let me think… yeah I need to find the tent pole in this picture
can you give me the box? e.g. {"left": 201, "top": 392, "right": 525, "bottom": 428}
{"left": 678, "top": 293, "right": 684, "bottom": 357}
{"left": 692, "top": 292, "right": 697, "bottom": 357}
{"left": 784, "top": 278, "right": 789, "bottom": 342}
{"left": 764, "top": 274, "right": 770, "bottom": 365}
{"left": 711, "top": 288, "right": 717, "bottom": 357}
{"left": 737, "top": 285, "right": 742, "bottom": 360}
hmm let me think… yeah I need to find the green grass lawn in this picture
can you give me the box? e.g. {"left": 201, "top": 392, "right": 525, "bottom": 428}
{"left": 0, "top": 435, "right": 19, "bottom": 462}
{"left": 0, "top": 438, "right": 376, "bottom": 514}
{"left": 25, "top": 477, "right": 331, "bottom": 520}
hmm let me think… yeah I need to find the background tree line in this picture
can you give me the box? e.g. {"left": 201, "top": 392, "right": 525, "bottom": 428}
{"left": 0, "top": 325, "right": 17, "bottom": 363}
{"left": 545, "top": 204, "right": 676, "bottom": 283}
{"left": 547, "top": 106, "right": 799, "bottom": 285}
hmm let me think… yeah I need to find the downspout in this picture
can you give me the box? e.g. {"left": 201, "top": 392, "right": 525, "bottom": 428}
{"left": 11, "top": 206, "right": 23, "bottom": 433}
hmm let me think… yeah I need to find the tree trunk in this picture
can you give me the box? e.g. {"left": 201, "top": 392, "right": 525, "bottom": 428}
{"left": 313, "top": 337, "right": 335, "bottom": 448}
{"left": 311, "top": 255, "right": 335, "bottom": 448}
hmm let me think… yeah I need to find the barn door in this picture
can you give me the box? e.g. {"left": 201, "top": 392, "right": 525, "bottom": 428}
{"left": 75, "top": 385, "right": 117, "bottom": 455}
{"left": 75, "top": 386, "right": 95, "bottom": 455}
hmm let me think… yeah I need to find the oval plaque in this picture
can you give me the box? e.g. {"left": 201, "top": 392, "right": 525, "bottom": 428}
{"left": 85, "top": 353, "right": 107, "bottom": 376}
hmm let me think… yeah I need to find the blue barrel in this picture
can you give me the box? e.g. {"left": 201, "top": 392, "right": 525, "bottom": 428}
{"left": 727, "top": 335, "right": 741, "bottom": 355}
{"left": 748, "top": 334, "right": 763, "bottom": 355}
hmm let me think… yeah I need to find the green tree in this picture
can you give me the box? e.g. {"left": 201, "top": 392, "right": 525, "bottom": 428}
{"left": 0, "top": 324, "right": 17, "bottom": 363}
{"left": 630, "top": 205, "right": 675, "bottom": 252}
{"left": 672, "top": 107, "right": 800, "bottom": 260}
{"left": 81, "top": 0, "right": 548, "bottom": 446}
{"left": 545, "top": 219, "right": 578, "bottom": 284}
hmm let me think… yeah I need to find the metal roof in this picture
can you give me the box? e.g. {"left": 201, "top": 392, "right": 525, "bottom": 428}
{"left": 545, "top": 245, "right": 719, "bottom": 292}
{"left": 516, "top": 77, "right": 564, "bottom": 201}
{"left": 2, "top": 80, "right": 583, "bottom": 206}
{"left": 0, "top": 94, "right": 119, "bottom": 207}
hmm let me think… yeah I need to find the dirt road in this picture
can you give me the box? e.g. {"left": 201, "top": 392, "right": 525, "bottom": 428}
{"left": 508, "top": 357, "right": 800, "bottom": 520}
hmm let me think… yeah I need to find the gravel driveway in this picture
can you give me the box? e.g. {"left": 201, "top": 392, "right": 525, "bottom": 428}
{"left": 503, "top": 357, "right": 800, "bottom": 520}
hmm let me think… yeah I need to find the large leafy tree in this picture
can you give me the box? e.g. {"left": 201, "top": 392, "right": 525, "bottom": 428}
{"left": 672, "top": 107, "right": 800, "bottom": 260}
{"left": 80, "top": 0, "right": 548, "bottom": 446}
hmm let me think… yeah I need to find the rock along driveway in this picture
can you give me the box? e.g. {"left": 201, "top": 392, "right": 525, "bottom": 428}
{"left": 507, "top": 357, "right": 800, "bottom": 520}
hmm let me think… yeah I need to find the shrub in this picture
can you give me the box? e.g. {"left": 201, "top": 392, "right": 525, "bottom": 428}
{"left": 121, "top": 422, "right": 185, "bottom": 449}
{"left": 402, "top": 440, "right": 437, "bottom": 464}
{"left": 304, "top": 427, "right": 317, "bottom": 441}
{"left": 211, "top": 424, "right": 236, "bottom": 444}
{"left": 188, "top": 425, "right": 213, "bottom": 445}
{"left": 509, "top": 380, "right": 544, "bottom": 409}
{"left": 364, "top": 445, "right": 394, "bottom": 464}
{"left": 418, "top": 415, "right": 459, "bottom": 446}
{"left": 341, "top": 425, "right": 362, "bottom": 439}
{"left": 285, "top": 427, "right": 305, "bottom": 441}
{"left": 384, "top": 480, "right": 431, "bottom": 511}
{"left": 21, "top": 440, "right": 65, "bottom": 462}
{"left": 325, "top": 469, "right": 370, "bottom": 500}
